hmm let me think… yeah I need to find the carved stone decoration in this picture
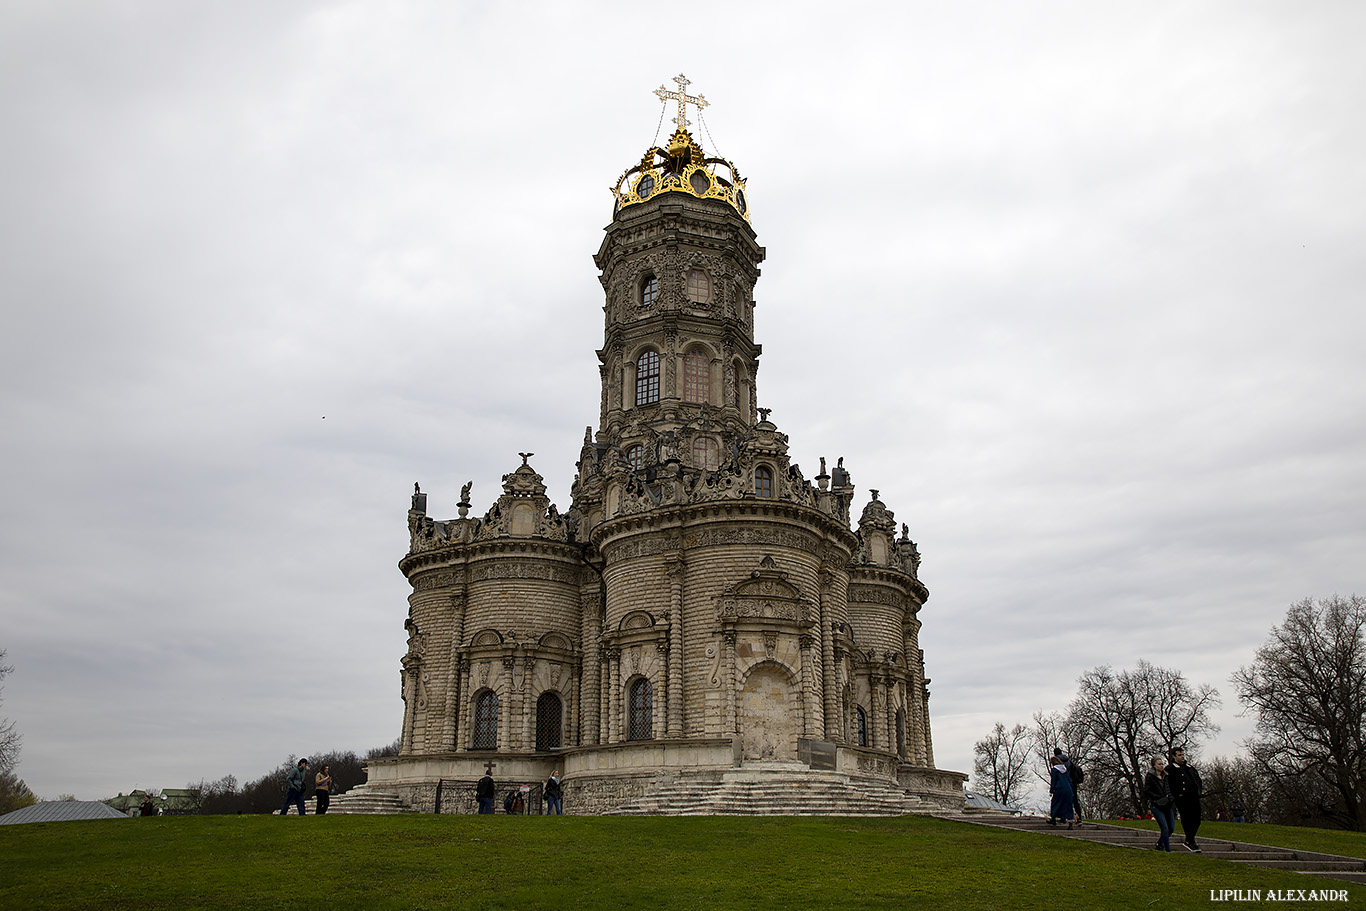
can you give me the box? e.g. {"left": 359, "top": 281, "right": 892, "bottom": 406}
{"left": 478, "top": 661, "right": 490, "bottom": 687}
{"left": 763, "top": 630, "right": 777, "bottom": 660}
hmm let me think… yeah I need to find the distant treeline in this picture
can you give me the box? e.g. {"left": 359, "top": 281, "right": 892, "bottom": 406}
{"left": 186, "top": 739, "right": 400, "bottom": 814}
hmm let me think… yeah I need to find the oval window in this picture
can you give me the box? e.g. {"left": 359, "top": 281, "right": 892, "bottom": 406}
{"left": 689, "top": 169, "right": 711, "bottom": 196}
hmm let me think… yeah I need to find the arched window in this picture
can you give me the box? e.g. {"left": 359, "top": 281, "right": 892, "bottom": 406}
{"left": 536, "top": 692, "right": 563, "bottom": 751}
{"left": 635, "top": 350, "right": 660, "bottom": 406}
{"left": 626, "top": 444, "right": 645, "bottom": 470}
{"left": 627, "top": 678, "right": 653, "bottom": 741}
{"left": 473, "top": 691, "right": 499, "bottom": 750}
{"left": 640, "top": 275, "right": 658, "bottom": 307}
{"left": 692, "top": 437, "right": 718, "bottom": 472}
{"left": 685, "top": 269, "right": 711, "bottom": 304}
{"left": 754, "top": 466, "right": 773, "bottom": 498}
{"left": 856, "top": 706, "right": 868, "bottom": 747}
{"left": 683, "top": 351, "right": 709, "bottom": 403}
{"left": 895, "top": 709, "right": 905, "bottom": 758}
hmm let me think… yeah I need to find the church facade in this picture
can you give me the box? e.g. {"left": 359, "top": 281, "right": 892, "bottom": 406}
{"left": 364, "top": 80, "right": 966, "bottom": 814}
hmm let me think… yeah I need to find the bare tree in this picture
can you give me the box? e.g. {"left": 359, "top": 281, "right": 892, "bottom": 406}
{"left": 972, "top": 722, "right": 1032, "bottom": 806}
{"left": 1232, "top": 594, "right": 1366, "bottom": 830}
{"left": 0, "top": 650, "right": 19, "bottom": 774}
{"left": 1030, "top": 710, "right": 1085, "bottom": 785}
{"left": 1068, "top": 661, "right": 1220, "bottom": 817}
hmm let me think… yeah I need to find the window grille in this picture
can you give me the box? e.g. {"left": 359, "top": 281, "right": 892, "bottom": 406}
{"left": 683, "top": 351, "right": 709, "bottom": 403}
{"left": 636, "top": 351, "right": 660, "bottom": 406}
{"left": 692, "top": 437, "right": 718, "bottom": 471}
{"left": 685, "top": 269, "right": 711, "bottom": 304}
{"left": 754, "top": 466, "right": 773, "bottom": 498}
{"left": 473, "top": 691, "right": 498, "bottom": 750}
{"left": 627, "top": 678, "right": 653, "bottom": 740}
{"left": 536, "top": 692, "right": 563, "bottom": 751}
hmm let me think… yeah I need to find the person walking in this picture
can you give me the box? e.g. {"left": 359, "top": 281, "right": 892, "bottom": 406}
{"left": 280, "top": 758, "right": 309, "bottom": 816}
{"left": 314, "top": 764, "right": 332, "bottom": 815}
{"left": 475, "top": 769, "right": 496, "bottom": 815}
{"left": 1054, "top": 747, "right": 1085, "bottom": 822}
{"left": 544, "top": 770, "right": 563, "bottom": 815}
{"left": 1168, "top": 747, "right": 1203, "bottom": 852}
{"left": 1144, "top": 755, "right": 1176, "bottom": 852}
{"left": 1048, "top": 755, "right": 1075, "bottom": 829}
{"left": 1229, "top": 797, "right": 1246, "bottom": 823}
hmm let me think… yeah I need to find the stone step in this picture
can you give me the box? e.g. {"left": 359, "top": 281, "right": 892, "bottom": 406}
{"left": 947, "top": 815, "right": 1366, "bottom": 885}
{"left": 326, "top": 787, "right": 418, "bottom": 815}
{"left": 604, "top": 769, "right": 922, "bottom": 817}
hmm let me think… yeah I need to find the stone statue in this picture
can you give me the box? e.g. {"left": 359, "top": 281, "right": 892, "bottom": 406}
{"left": 460, "top": 481, "right": 473, "bottom": 504}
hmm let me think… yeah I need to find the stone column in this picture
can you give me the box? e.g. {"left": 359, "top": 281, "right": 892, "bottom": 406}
{"left": 582, "top": 587, "right": 602, "bottom": 746}
{"left": 567, "top": 661, "right": 580, "bottom": 747}
{"left": 607, "top": 647, "right": 622, "bottom": 742}
{"left": 723, "top": 630, "right": 737, "bottom": 736}
{"left": 870, "top": 674, "right": 885, "bottom": 749}
{"left": 818, "top": 570, "right": 837, "bottom": 741}
{"left": 665, "top": 557, "right": 685, "bottom": 735}
{"left": 442, "top": 592, "right": 466, "bottom": 750}
{"left": 656, "top": 640, "right": 672, "bottom": 736}
{"left": 798, "top": 634, "right": 816, "bottom": 736}
{"left": 503, "top": 656, "right": 519, "bottom": 750}
{"left": 523, "top": 657, "right": 536, "bottom": 751}
{"left": 922, "top": 675, "right": 935, "bottom": 767}
{"left": 459, "top": 659, "right": 476, "bottom": 750}
{"left": 400, "top": 667, "right": 418, "bottom": 753}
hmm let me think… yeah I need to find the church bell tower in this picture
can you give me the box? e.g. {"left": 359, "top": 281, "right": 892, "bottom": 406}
{"left": 574, "top": 76, "right": 766, "bottom": 539}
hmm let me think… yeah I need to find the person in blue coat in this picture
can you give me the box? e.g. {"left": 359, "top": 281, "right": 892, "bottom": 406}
{"left": 1049, "top": 756, "right": 1075, "bottom": 829}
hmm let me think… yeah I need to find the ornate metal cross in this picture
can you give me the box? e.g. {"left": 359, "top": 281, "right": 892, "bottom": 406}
{"left": 654, "top": 73, "right": 709, "bottom": 132}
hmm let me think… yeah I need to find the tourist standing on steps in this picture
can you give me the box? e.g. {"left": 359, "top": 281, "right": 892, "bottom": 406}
{"left": 1054, "top": 747, "right": 1085, "bottom": 822}
{"left": 1145, "top": 755, "right": 1176, "bottom": 852}
{"left": 475, "top": 770, "right": 496, "bottom": 815}
{"left": 1168, "top": 747, "right": 1203, "bottom": 852}
{"left": 315, "top": 764, "right": 332, "bottom": 815}
{"left": 280, "top": 758, "right": 309, "bottom": 816}
{"left": 1048, "top": 756, "right": 1075, "bottom": 829}
{"left": 545, "top": 770, "right": 563, "bottom": 815}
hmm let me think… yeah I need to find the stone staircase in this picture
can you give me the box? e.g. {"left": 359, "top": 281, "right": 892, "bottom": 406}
{"left": 602, "top": 764, "right": 925, "bottom": 816}
{"left": 325, "top": 785, "right": 419, "bottom": 815}
{"left": 950, "top": 813, "right": 1366, "bottom": 885}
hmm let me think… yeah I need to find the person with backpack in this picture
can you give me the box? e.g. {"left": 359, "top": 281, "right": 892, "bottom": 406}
{"left": 475, "top": 769, "right": 496, "bottom": 815}
{"left": 1053, "top": 748, "right": 1084, "bottom": 822}
{"left": 1048, "top": 754, "right": 1075, "bottom": 829}
{"left": 544, "top": 770, "right": 564, "bottom": 815}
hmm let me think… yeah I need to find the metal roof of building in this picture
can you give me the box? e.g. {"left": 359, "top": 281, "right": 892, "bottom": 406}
{"left": 0, "top": 800, "right": 130, "bottom": 825}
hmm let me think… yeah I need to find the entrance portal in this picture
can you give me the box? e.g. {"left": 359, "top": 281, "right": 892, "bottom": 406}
{"left": 739, "top": 665, "right": 797, "bottom": 761}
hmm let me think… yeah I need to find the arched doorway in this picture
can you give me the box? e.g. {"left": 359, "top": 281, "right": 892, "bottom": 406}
{"left": 739, "top": 665, "right": 797, "bottom": 761}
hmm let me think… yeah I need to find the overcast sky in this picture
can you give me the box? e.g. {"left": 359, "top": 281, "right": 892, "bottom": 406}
{"left": 1, "top": 1, "right": 1362, "bottom": 804}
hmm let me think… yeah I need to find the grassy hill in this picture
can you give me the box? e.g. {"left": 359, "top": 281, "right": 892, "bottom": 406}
{"left": 2, "top": 813, "right": 1362, "bottom": 910}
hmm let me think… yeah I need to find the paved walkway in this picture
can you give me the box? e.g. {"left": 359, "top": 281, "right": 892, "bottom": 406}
{"left": 944, "top": 812, "right": 1366, "bottom": 885}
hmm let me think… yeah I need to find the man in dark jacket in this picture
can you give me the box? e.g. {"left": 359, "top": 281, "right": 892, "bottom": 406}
{"left": 1167, "top": 747, "right": 1203, "bottom": 852}
{"left": 475, "top": 770, "right": 496, "bottom": 815}
{"left": 279, "top": 758, "right": 309, "bottom": 816}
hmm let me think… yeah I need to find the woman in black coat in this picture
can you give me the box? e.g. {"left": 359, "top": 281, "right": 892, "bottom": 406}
{"left": 1145, "top": 755, "right": 1176, "bottom": 852}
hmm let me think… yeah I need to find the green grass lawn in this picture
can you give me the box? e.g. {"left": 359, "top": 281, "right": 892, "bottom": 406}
{"left": 2, "top": 813, "right": 1362, "bottom": 911}
{"left": 1106, "top": 817, "right": 1366, "bottom": 859}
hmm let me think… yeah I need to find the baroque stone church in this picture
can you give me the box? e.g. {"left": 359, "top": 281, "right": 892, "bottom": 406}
{"left": 363, "top": 77, "right": 966, "bottom": 814}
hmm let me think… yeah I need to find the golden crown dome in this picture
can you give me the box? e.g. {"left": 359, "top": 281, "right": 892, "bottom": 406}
{"left": 610, "top": 75, "right": 749, "bottom": 222}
